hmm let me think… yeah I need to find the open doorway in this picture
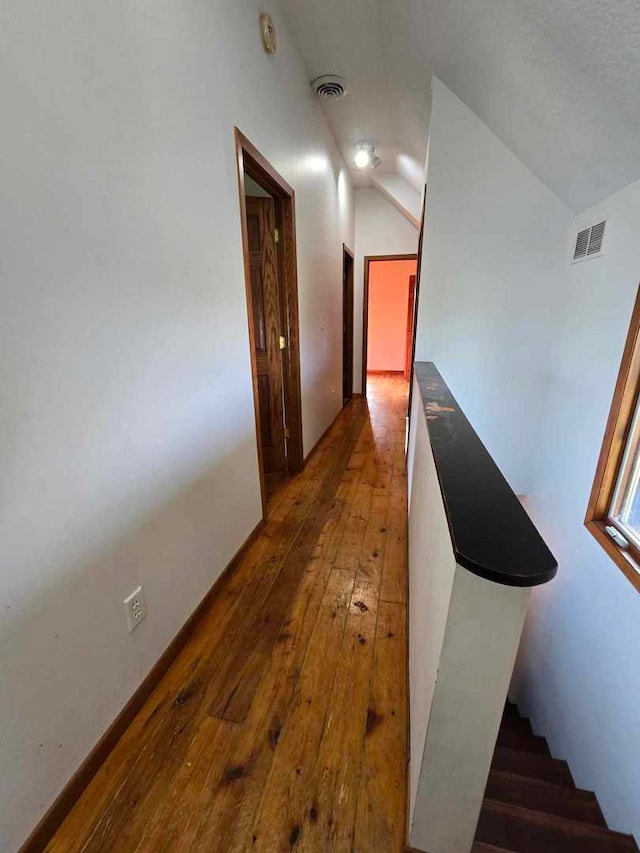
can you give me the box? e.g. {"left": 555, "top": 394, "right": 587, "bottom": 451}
{"left": 342, "top": 244, "right": 354, "bottom": 406}
{"left": 361, "top": 254, "right": 418, "bottom": 397}
{"left": 235, "top": 129, "right": 303, "bottom": 512}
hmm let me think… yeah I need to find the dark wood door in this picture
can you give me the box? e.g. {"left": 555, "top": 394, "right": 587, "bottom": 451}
{"left": 342, "top": 248, "right": 354, "bottom": 405}
{"left": 246, "top": 196, "right": 286, "bottom": 474}
{"left": 405, "top": 274, "right": 417, "bottom": 380}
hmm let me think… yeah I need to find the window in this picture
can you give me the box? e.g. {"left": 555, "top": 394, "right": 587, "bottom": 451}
{"left": 586, "top": 285, "right": 640, "bottom": 592}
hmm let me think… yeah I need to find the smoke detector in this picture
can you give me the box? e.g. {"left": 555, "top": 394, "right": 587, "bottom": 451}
{"left": 311, "top": 75, "right": 348, "bottom": 101}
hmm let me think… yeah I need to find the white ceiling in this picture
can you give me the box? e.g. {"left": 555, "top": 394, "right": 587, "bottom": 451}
{"left": 278, "top": 0, "right": 640, "bottom": 212}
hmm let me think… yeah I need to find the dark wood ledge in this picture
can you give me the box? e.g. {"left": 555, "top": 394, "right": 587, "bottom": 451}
{"left": 414, "top": 362, "right": 557, "bottom": 587}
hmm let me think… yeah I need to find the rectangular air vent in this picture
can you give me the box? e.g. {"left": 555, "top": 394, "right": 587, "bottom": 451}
{"left": 572, "top": 220, "right": 606, "bottom": 262}
{"left": 587, "top": 220, "right": 606, "bottom": 255}
{"left": 573, "top": 228, "right": 590, "bottom": 259}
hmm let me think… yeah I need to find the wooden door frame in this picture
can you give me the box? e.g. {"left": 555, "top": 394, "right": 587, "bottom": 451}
{"left": 361, "top": 253, "right": 418, "bottom": 397}
{"left": 235, "top": 128, "right": 303, "bottom": 515}
{"left": 404, "top": 274, "right": 417, "bottom": 381}
{"left": 407, "top": 186, "right": 427, "bottom": 417}
{"left": 342, "top": 243, "right": 355, "bottom": 406}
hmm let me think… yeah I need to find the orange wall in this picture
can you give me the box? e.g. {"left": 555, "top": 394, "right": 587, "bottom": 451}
{"left": 367, "top": 259, "right": 417, "bottom": 372}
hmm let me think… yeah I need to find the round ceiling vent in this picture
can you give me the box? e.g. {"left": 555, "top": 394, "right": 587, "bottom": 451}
{"left": 311, "top": 75, "right": 348, "bottom": 101}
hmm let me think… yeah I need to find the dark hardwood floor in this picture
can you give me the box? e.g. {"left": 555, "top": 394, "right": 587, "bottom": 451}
{"left": 47, "top": 374, "right": 409, "bottom": 852}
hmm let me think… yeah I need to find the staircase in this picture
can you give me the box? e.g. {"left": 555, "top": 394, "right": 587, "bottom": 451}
{"left": 472, "top": 702, "right": 638, "bottom": 852}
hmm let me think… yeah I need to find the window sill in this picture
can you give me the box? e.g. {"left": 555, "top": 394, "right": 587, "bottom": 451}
{"left": 585, "top": 519, "right": 640, "bottom": 593}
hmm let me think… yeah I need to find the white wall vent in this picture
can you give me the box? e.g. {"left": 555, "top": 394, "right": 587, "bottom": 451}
{"left": 571, "top": 220, "right": 606, "bottom": 262}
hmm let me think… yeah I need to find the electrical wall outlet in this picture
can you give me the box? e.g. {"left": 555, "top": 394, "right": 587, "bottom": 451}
{"left": 319, "top": 312, "right": 326, "bottom": 329}
{"left": 124, "top": 585, "right": 147, "bottom": 632}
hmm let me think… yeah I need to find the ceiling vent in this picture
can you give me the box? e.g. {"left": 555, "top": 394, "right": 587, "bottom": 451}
{"left": 311, "top": 75, "right": 348, "bottom": 101}
{"left": 572, "top": 220, "right": 607, "bottom": 262}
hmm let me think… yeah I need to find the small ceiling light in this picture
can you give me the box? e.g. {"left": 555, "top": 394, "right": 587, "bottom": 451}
{"left": 354, "top": 141, "right": 375, "bottom": 169}
{"left": 354, "top": 148, "right": 371, "bottom": 169}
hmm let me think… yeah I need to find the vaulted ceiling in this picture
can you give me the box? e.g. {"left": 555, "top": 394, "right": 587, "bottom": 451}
{"left": 279, "top": 0, "right": 640, "bottom": 212}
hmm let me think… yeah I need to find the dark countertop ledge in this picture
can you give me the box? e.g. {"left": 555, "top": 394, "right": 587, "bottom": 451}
{"left": 413, "top": 362, "right": 557, "bottom": 588}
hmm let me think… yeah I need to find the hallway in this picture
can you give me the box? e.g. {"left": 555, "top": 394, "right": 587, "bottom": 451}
{"left": 47, "top": 374, "right": 409, "bottom": 852}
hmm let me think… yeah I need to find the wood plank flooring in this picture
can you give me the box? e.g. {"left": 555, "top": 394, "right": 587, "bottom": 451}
{"left": 47, "top": 373, "right": 409, "bottom": 853}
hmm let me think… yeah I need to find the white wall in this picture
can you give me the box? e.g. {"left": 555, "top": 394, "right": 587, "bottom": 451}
{"left": 414, "top": 78, "right": 572, "bottom": 493}
{"left": 0, "top": 2, "right": 353, "bottom": 849}
{"left": 371, "top": 173, "right": 421, "bottom": 227}
{"left": 244, "top": 174, "right": 273, "bottom": 197}
{"left": 415, "top": 76, "right": 640, "bottom": 842}
{"left": 354, "top": 187, "right": 419, "bottom": 392}
{"left": 511, "top": 177, "right": 640, "bottom": 842}
{"left": 407, "top": 383, "right": 457, "bottom": 821}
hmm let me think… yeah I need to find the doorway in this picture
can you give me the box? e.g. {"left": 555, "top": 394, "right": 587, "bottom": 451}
{"left": 361, "top": 254, "right": 418, "bottom": 397}
{"left": 235, "top": 129, "right": 303, "bottom": 512}
{"left": 342, "top": 244, "right": 354, "bottom": 406}
{"left": 405, "top": 274, "right": 417, "bottom": 381}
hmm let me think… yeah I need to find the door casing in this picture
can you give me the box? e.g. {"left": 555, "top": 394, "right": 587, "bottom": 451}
{"left": 404, "top": 274, "right": 417, "bottom": 381}
{"left": 361, "top": 254, "right": 418, "bottom": 397}
{"left": 235, "top": 128, "right": 303, "bottom": 515}
{"left": 342, "top": 244, "right": 354, "bottom": 406}
{"left": 407, "top": 187, "right": 427, "bottom": 418}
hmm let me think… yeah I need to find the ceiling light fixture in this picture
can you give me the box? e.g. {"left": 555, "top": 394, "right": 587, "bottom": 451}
{"left": 354, "top": 141, "right": 375, "bottom": 169}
